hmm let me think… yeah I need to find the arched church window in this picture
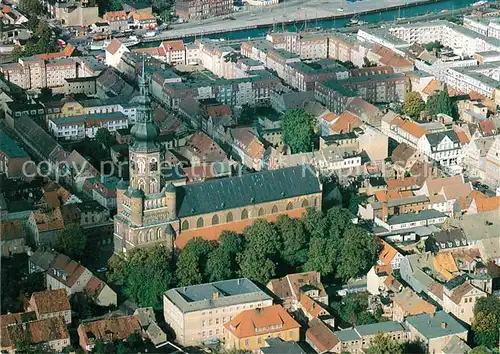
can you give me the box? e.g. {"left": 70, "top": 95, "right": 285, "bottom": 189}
{"left": 226, "top": 212, "right": 233, "bottom": 222}
{"left": 138, "top": 178, "right": 145, "bottom": 191}
{"left": 302, "top": 199, "right": 309, "bottom": 208}
{"left": 137, "top": 158, "right": 146, "bottom": 173}
{"left": 150, "top": 157, "right": 158, "bottom": 171}
{"left": 258, "top": 207, "right": 265, "bottom": 216}
{"left": 286, "top": 202, "right": 293, "bottom": 210}
{"left": 156, "top": 227, "right": 162, "bottom": 239}
{"left": 241, "top": 209, "right": 248, "bottom": 220}
{"left": 272, "top": 205, "right": 278, "bottom": 213}
{"left": 181, "top": 220, "right": 189, "bottom": 230}
{"left": 197, "top": 217, "right": 204, "bottom": 228}
{"left": 150, "top": 178, "right": 157, "bottom": 194}
{"left": 212, "top": 214, "right": 219, "bottom": 225}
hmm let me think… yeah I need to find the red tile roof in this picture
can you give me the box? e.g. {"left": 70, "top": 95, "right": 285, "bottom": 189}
{"left": 31, "top": 289, "right": 70, "bottom": 315}
{"left": 305, "top": 318, "right": 338, "bottom": 353}
{"left": 106, "top": 39, "right": 124, "bottom": 55}
{"left": 78, "top": 315, "right": 141, "bottom": 343}
{"left": 160, "top": 40, "right": 184, "bottom": 52}
{"left": 479, "top": 120, "right": 496, "bottom": 137}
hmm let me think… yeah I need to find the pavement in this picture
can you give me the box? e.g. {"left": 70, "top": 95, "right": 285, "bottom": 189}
{"left": 152, "top": 0, "right": 440, "bottom": 40}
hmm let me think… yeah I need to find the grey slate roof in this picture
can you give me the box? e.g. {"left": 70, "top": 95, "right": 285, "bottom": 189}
{"left": 334, "top": 321, "right": 407, "bottom": 342}
{"left": 261, "top": 338, "right": 306, "bottom": 354}
{"left": 441, "top": 335, "right": 471, "bottom": 354}
{"left": 386, "top": 209, "right": 446, "bottom": 225}
{"left": 164, "top": 278, "right": 272, "bottom": 313}
{"left": 406, "top": 311, "right": 468, "bottom": 340}
{"left": 176, "top": 165, "right": 321, "bottom": 218}
{"left": 29, "top": 249, "right": 57, "bottom": 272}
{"left": 425, "top": 130, "right": 460, "bottom": 148}
{"left": 14, "top": 115, "right": 59, "bottom": 160}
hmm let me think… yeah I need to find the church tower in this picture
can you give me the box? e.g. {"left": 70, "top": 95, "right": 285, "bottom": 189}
{"left": 113, "top": 62, "right": 177, "bottom": 255}
{"left": 129, "top": 65, "right": 163, "bottom": 195}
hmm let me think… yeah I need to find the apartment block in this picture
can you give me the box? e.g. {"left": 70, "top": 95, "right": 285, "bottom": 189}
{"left": 175, "top": 0, "right": 233, "bottom": 20}
{"left": 163, "top": 278, "right": 273, "bottom": 346}
{"left": 48, "top": 112, "right": 128, "bottom": 140}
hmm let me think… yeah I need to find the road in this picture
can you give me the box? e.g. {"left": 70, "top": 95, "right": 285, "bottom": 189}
{"left": 150, "top": 0, "right": 445, "bottom": 40}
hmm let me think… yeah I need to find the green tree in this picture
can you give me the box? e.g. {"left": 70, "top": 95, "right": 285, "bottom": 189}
{"left": 402, "top": 91, "right": 425, "bottom": 119}
{"left": 325, "top": 207, "right": 354, "bottom": 240}
{"left": 275, "top": 215, "right": 308, "bottom": 267}
{"left": 243, "top": 219, "right": 280, "bottom": 258}
{"left": 281, "top": 108, "right": 315, "bottom": 153}
{"left": 366, "top": 332, "right": 403, "bottom": 354}
{"left": 426, "top": 85, "right": 453, "bottom": 117}
{"left": 219, "top": 230, "right": 245, "bottom": 255}
{"left": 469, "top": 346, "right": 492, "bottom": 354}
{"left": 238, "top": 248, "right": 275, "bottom": 284}
{"left": 52, "top": 224, "right": 87, "bottom": 260}
{"left": 301, "top": 208, "right": 328, "bottom": 239}
{"left": 19, "top": 0, "right": 43, "bottom": 16}
{"left": 108, "top": 245, "right": 173, "bottom": 308}
{"left": 175, "top": 238, "right": 217, "bottom": 285}
{"left": 205, "top": 247, "right": 234, "bottom": 282}
{"left": 336, "top": 226, "right": 379, "bottom": 281}
{"left": 472, "top": 296, "right": 500, "bottom": 348}
{"left": 304, "top": 237, "right": 336, "bottom": 276}
{"left": 94, "top": 127, "right": 113, "bottom": 147}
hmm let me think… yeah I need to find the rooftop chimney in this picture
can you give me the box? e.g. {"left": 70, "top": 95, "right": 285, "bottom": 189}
{"left": 441, "top": 322, "right": 447, "bottom": 329}
{"left": 212, "top": 292, "right": 219, "bottom": 300}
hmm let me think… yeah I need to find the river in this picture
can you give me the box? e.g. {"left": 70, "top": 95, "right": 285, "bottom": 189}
{"left": 136, "top": 0, "right": 477, "bottom": 47}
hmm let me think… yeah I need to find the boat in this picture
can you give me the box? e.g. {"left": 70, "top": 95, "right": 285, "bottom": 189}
{"left": 144, "top": 31, "right": 157, "bottom": 38}
{"left": 472, "top": 0, "right": 488, "bottom": 6}
{"left": 89, "top": 36, "right": 140, "bottom": 50}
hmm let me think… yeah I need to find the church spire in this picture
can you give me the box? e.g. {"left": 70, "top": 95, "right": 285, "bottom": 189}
{"left": 130, "top": 56, "right": 160, "bottom": 152}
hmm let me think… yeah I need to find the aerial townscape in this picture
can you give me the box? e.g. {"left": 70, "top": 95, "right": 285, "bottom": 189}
{"left": 1, "top": 0, "right": 500, "bottom": 352}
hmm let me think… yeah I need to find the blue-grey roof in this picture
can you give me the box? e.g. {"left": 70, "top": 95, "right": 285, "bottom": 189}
{"left": 176, "top": 165, "right": 321, "bottom": 218}
{"left": 0, "top": 131, "right": 28, "bottom": 158}
{"left": 386, "top": 209, "right": 447, "bottom": 225}
{"left": 261, "top": 338, "right": 306, "bottom": 354}
{"left": 334, "top": 321, "right": 407, "bottom": 342}
{"left": 406, "top": 311, "right": 468, "bottom": 339}
{"left": 164, "top": 278, "right": 272, "bottom": 313}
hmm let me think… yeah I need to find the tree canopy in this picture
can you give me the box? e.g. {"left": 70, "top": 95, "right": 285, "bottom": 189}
{"left": 426, "top": 85, "right": 453, "bottom": 117}
{"left": 108, "top": 245, "right": 174, "bottom": 309}
{"left": 94, "top": 127, "right": 114, "bottom": 147}
{"left": 53, "top": 224, "right": 87, "bottom": 261}
{"left": 402, "top": 91, "right": 425, "bottom": 119}
{"left": 472, "top": 296, "right": 500, "bottom": 349}
{"left": 281, "top": 108, "right": 315, "bottom": 153}
{"left": 365, "top": 333, "right": 403, "bottom": 354}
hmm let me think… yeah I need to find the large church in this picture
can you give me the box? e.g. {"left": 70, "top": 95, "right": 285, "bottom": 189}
{"left": 113, "top": 70, "right": 323, "bottom": 254}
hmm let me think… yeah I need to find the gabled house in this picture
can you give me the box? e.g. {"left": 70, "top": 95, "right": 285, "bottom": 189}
{"left": 392, "top": 287, "right": 436, "bottom": 322}
{"left": 231, "top": 127, "right": 265, "bottom": 171}
{"left": 417, "top": 130, "right": 462, "bottom": 171}
{"left": 29, "top": 288, "right": 71, "bottom": 324}
{"left": 367, "top": 238, "right": 404, "bottom": 295}
{"left": 305, "top": 318, "right": 338, "bottom": 354}
{"left": 85, "top": 275, "right": 117, "bottom": 307}
{"left": 1, "top": 220, "right": 26, "bottom": 257}
{"left": 391, "top": 142, "right": 424, "bottom": 179}
{"left": 77, "top": 315, "right": 142, "bottom": 352}
{"left": 46, "top": 253, "right": 93, "bottom": 295}
{"left": 442, "top": 280, "right": 487, "bottom": 324}
{"left": 266, "top": 271, "right": 328, "bottom": 312}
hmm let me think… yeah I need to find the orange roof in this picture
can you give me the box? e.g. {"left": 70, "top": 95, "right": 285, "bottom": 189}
{"left": 399, "top": 120, "right": 428, "bottom": 138}
{"left": 79, "top": 316, "right": 141, "bottom": 343}
{"left": 0, "top": 220, "right": 25, "bottom": 241}
{"left": 386, "top": 177, "right": 418, "bottom": 190}
{"left": 224, "top": 305, "right": 300, "bottom": 339}
{"left": 393, "top": 288, "right": 436, "bottom": 316}
{"left": 432, "top": 252, "right": 459, "bottom": 281}
{"left": 422, "top": 79, "right": 441, "bottom": 95}
{"left": 161, "top": 40, "right": 185, "bottom": 52}
{"left": 321, "top": 112, "right": 338, "bottom": 122}
{"left": 176, "top": 208, "right": 306, "bottom": 249}
{"left": 305, "top": 318, "right": 338, "bottom": 353}
{"left": 104, "top": 10, "right": 127, "bottom": 20}
{"left": 206, "top": 105, "right": 232, "bottom": 117}
{"left": 33, "top": 207, "right": 64, "bottom": 233}
{"left": 454, "top": 127, "right": 470, "bottom": 145}
{"left": 299, "top": 293, "right": 328, "bottom": 318}
{"left": 473, "top": 194, "right": 500, "bottom": 213}
{"left": 36, "top": 44, "right": 75, "bottom": 60}
{"left": 330, "top": 112, "right": 362, "bottom": 133}
{"left": 375, "top": 238, "right": 398, "bottom": 274}
{"left": 129, "top": 11, "right": 155, "bottom": 21}
{"left": 375, "top": 190, "right": 413, "bottom": 202}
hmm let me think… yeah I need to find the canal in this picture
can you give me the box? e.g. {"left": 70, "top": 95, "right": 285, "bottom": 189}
{"left": 136, "top": 0, "right": 477, "bottom": 47}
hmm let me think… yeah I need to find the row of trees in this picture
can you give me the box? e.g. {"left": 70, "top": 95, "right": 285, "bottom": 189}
{"left": 108, "top": 207, "right": 379, "bottom": 309}
{"left": 402, "top": 89, "right": 453, "bottom": 120}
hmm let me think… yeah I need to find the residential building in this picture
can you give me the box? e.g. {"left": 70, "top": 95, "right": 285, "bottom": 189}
{"left": 259, "top": 338, "right": 306, "bottom": 354}
{"left": 0, "top": 131, "right": 32, "bottom": 180}
{"left": 77, "top": 315, "right": 141, "bottom": 351}
{"left": 83, "top": 176, "right": 120, "bottom": 210}
{"left": 48, "top": 112, "right": 129, "bottom": 140}
{"left": 332, "top": 321, "right": 410, "bottom": 353}
{"left": 29, "top": 288, "right": 71, "bottom": 324}
{"left": 441, "top": 336, "right": 472, "bottom": 354}
{"left": 382, "top": 115, "right": 428, "bottom": 148}
{"left": 418, "top": 130, "right": 462, "bottom": 169}
{"left": 224, "top": 305, "right": 301, "bottom": 351}
{"left": 105, "top": 39, "right": 130, "bottom": 69}
{"left": 405, "top": 311, "right": 468, "bottom": 354}
{"left": 128, "top": 10, "right": 156, "bottom": 29}
{"left": 305, "top": 318, "right": 338, "bottom": 354}
{"left": 46, "top": 253, "right": 93, "bottom": 295}
{"left": 415, "top": 176, "right": 473, "bottom": 215}
{"left": 367, "top": 239, "right": 404, "bottom": 295}
{"left": 26, "top": 207, "right": 65, "bottom": 247}
{"left": 461, "top": 135, "right": 495, "bottom": 180}
{"left": 392, "top": 287, "right": 436, "bottom": 322}
{"left": 175, "top": 0, "right": 233, "bottom": 20}
{"left": 231, "top": 127, "right": 265, "bottom": 171}
{"left": 49, "top": 0, "right": 99, "bottom": 27}
{"left": 103, "top": 10, "right": 128, "bottom": 31}
{"left": 84, "top": 275, "right": 117, "bottom": 307}
{"left": 484, "top": 135, "right": 500, "bottom": 188}
{"left": 266, "top": 272, "right": 328, "bottom": 312}
{"left": 163, "top": 278, "right": 273, "bottom": 346}
{"left": 0, "top": 220, "right": 25, "bottom": 257}
{"left": 442, "top": 281, "right": 487, "bottom": 324}
{"left": 134, "top": 307, "right": 167, "bottom": 348}
{"left": 1, "top": 317, "right": 70, "bottom": 352}
{"left": 391, "top": 142, "right": 424, "bottom": 179}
